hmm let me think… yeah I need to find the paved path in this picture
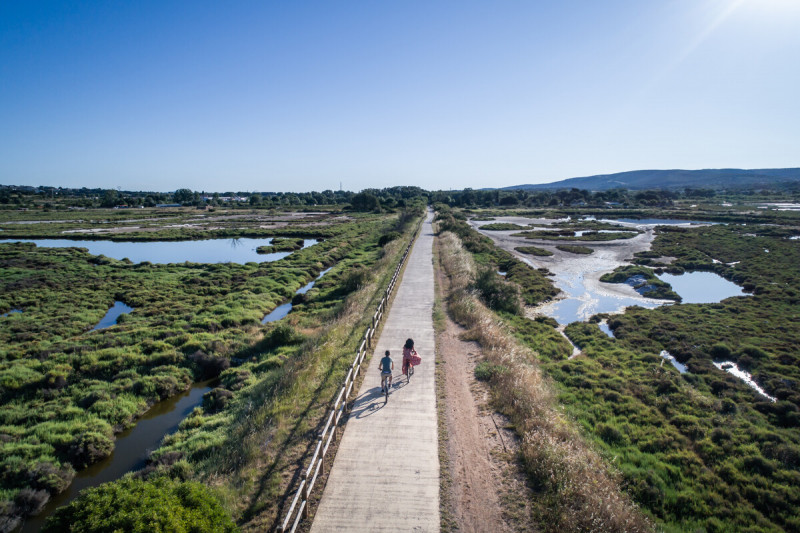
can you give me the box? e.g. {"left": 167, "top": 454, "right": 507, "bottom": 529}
{"left": 310, "top": 210, "right": 439, "bottom": 532}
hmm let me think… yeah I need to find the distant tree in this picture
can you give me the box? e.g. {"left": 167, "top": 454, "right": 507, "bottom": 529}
{"left": 173, "top": 188, "right": 195, "bottom": 205}
{"left": 351, "top": 192, "right": 380, "bottom": 211}
{"left": 100, "top": 190, "right": 119, "bottom": 208}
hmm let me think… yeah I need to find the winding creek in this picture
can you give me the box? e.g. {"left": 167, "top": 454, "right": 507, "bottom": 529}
{"left": 20, "top": 381, "right": 214, "bottom": 532}
{"left": 262, "top": 267, "right": 333, "bottom": 324}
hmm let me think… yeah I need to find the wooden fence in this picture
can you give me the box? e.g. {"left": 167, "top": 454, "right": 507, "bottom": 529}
{"left": 276, "top": 229, "right": 419, "bottom": 532}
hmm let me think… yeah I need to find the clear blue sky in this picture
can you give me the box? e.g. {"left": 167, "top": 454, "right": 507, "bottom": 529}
{"left": 1, "top": 0, "right": 798, "bottom": 192}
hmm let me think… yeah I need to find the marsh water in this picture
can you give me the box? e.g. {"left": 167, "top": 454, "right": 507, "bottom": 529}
{"left": 540, "top": 269, "right": 665, "bottom": 325}
{"left": 20, "top": 381, "right": 213, "bottom": 532}
{"left": 91, "top": 301, "right": 133, "bottom": 330}
{"left": 262, "top": 266, "right": 333, "bottom": 324}
{"left": 713, "top": 361, "right": 776, "bottom": 402}
{"left": 0, "top": 238, "right": 318, "bottom": 264}
{"left": 656, "top": 272, "right": 747, "bottom": 303}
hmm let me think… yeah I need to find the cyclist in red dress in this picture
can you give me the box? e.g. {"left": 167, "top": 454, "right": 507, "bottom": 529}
{"left": 402, "top": 338, "right": 418, "bottom": 380}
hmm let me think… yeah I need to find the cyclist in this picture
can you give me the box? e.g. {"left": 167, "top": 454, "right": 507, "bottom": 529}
{"left": 402, "top": 338, "right": 418, "bottom": 380}
{"left": 379, "top": 350, "right": 393, "bottom": 392}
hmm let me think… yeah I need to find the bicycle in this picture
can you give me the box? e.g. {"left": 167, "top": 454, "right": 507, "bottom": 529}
{"left": 381, "top": 372, "right": 391, "bottom": 403}
{"left": 405, "top": 361, "right": 414, "bottom": 381}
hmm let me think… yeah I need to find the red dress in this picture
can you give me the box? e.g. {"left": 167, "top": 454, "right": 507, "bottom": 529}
{"left": 402, "top": 347, "right": 417, "bottom": 374}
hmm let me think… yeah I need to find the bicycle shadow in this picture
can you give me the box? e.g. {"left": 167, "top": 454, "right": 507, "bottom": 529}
{"left": 350, "top": 373, "right": 406, "bottom": 419}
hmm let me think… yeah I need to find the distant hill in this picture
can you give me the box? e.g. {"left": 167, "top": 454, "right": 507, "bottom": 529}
{"left": 501, "top": 168, "right": 800, "bottom": 191}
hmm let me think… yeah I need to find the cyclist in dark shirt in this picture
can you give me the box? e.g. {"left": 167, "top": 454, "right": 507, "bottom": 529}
{"left": 379, "top": 350, "right": 393, "bottom": 392}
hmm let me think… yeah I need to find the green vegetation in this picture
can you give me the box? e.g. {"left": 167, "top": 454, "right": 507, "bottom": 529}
{"left": 435, "top": 206, "right": 558, "bottom": 307}
{"left": 514, "top": 229, "right": 638, "bottom": 241}
{"left": 515, "top": 245, "right": 554, "bottom": 256}
{"left": 0, "top": 199, "right": 427, "bottom": 528}
{"left": 435, "top": 227, "right": 650, "bottom": 532}
{"left": 43, "top": 477, "right": 237, "bottom": 532}
{"left": 478, "top": 222, "right": 528, "bottom": 230}
{"left": 256, "top": 237, "right": 305, "bottom": 254}
{"left": 555, "top": 244, "right": 593, "bottom": 254}
{"left": 600, "top": 265, "right": 681, "bottom": 300}
{"left": 450, "top": 202, "right": 800, "bottom": 531}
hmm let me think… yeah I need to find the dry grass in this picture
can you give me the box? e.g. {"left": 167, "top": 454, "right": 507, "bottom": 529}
{"left": 436, "top": 230, "right": 653, "bottom": 533}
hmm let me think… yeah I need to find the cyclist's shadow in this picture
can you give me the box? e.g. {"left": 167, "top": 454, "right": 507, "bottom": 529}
{"left": 350, "top": 374, "right": 407, "bottom": 419}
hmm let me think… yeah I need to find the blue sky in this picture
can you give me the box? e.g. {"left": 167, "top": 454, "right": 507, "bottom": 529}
{"left": 1, "top": 0, "right": 798, "bottom": 192}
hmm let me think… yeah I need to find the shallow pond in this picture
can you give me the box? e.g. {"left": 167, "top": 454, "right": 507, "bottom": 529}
{"left": 91, "top": 302, "right": 133, "bottom": 331}
{"left": 1, "top": 309, "right": 22, "bottom": 318}
{"left": 0, "top": 238, "right": 318, "bottom": 265}
{"left": 21, "top": 381, "right": 213, "bottom": 532}
{"left": 656, "top": 272, "right": 747, "bottom": 304}
{"left": 540, "top": 270, "right": 664, "bottom": 324}
{"left": 713, "top": 361, "right": 776, "bottom": 402}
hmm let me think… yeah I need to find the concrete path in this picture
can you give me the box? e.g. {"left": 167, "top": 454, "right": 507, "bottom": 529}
{"left": 310, "top": 210, "right": 439, "bottom": 532}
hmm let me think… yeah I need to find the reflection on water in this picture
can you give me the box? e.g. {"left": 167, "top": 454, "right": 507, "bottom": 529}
{"left": 598, "top": 321, "right": 615, "bottom": 338}
{"left": 262, "top": 267, "right": 333, "bottom": 323}
{"left": 91, "top": 302, "right": 133, "bottom": 331}
{"left": 656, "top": 272, "right": 746, "bottom": 304}
{"left": 713, "top": 361, "right": 776, "bottom": 402}
{"left": 539, "top": 270, "right": 664, "bottom": 324}
{"left": 262, "top": 302, "right": 293, "bottom": 324}
{"left": 0, "top": 238, "right": 318, "bottom": 265}
{"left": 20, "top": 381, "right": 213, "bottom": 532}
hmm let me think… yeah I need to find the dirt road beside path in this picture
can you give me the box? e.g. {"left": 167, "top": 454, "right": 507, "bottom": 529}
{"left": 435, "top": 251, "right": 532, "bottom": 532}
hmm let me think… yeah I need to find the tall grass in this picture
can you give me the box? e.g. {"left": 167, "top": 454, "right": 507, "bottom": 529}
{"left": 436, "top": 230, "right": 652, "bottom": 532}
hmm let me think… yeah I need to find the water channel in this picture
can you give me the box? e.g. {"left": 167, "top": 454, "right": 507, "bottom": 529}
{"left": 712, "top": 361, "right": 776, "bottom": 402}
{"left": 20, "top": 381, "right": 214, "bottom": 532}
{"left": 0, "top": 238, "right": 318, "bottom": 264}
{"left": 262, "top": 267, "right": 333, "bottom": 324}
{"left": 91, "top": 302, "right": 133, "bottom": 331}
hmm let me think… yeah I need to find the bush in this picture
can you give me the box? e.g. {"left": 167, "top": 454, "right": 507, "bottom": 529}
{"left": 378, "top": 231, "right": 400, "bottom": 247}
{"left": 67, "top": 431, "right": 114, "bottom": 468}
{"left": 262, "top": 323, "right": 302, "bottom": 349}
{"left": 188, "top": 350, "right": 230, "bottom": 380}
{"left": 474, "top": 360, "right": 508, "bottom": 381}
{"left": 203, "top": 388, "right": 234, "bottom": 412}
{"left": 43, "top": 477, "right": 237, "bottom": 533}
{"left": 474, "top": 268, "right": 522, "bottom": 315}
{"left": 341, "top": 267, "right": 370, "bottom": 293}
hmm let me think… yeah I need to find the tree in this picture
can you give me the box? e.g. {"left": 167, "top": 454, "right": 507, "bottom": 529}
{"left": 350, "top": 192, "right": 380, "bottom": 211}
{"left": 100, "top": 190, "right": 119, "bottom": 208}
{"left": 173, "top": 188, "right": 195, "bottom": 205}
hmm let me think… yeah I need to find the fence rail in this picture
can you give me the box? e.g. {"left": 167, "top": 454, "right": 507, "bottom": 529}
{"left": 276, "top": 226, "right": 419, "bottom": 533}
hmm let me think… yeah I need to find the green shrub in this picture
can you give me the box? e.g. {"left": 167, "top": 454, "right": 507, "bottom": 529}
{"left": 555, "top": 244, "right": 593, "bottom": 255}
{"left": 43, "top": 477, "right": 237, "bottom": 533}
{"left": 378, "top": 231, "right": 400, "bottom": 247}
{"left": 514, "top": 246, "right": 554, "bottom": 256}
{"left": 474, "top": 268, "right": 522, "bottom": 315}
{"left": 474, "top": 360, "right": 508, "bottom": 381}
